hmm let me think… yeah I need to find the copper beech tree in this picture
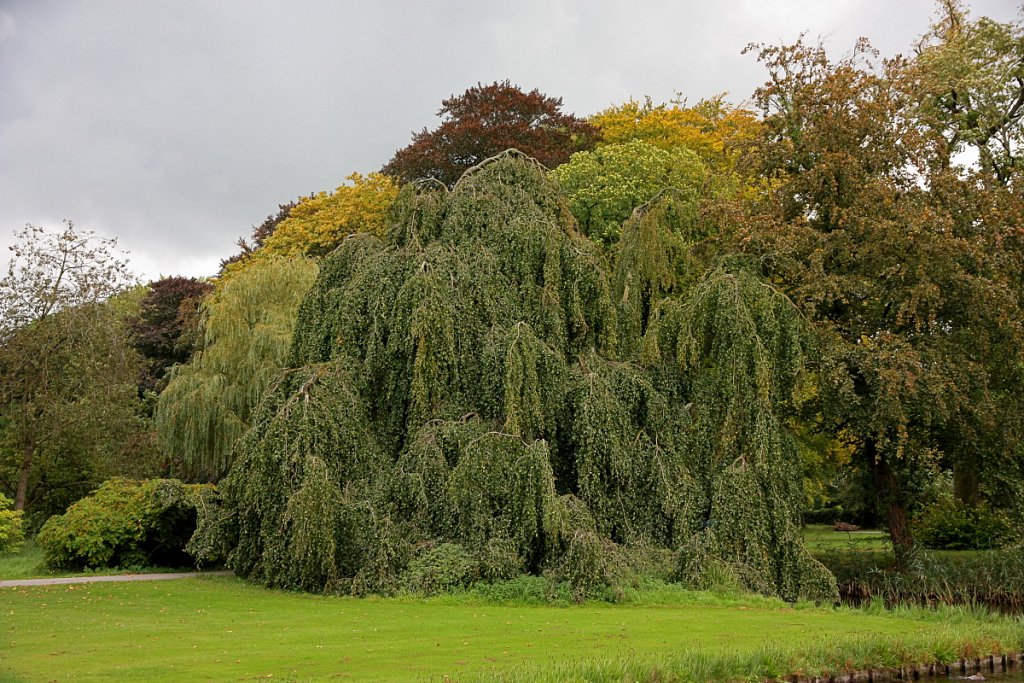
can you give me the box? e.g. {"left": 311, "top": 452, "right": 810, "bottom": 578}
{"left": 382, "top": 81, "right": 600, "bottom": 186}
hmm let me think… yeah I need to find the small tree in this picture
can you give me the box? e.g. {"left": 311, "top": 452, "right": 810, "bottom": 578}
{"left": 0, "top": 222, "right": 133, "bottom": 341}
{"left": 551, "top": 139, "right": 707, "bottom": 244}
{"left": 383, "top": 81, "right": 600, "bottom": 186}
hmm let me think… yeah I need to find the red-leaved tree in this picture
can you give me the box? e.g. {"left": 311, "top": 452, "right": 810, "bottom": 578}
{"left": 383, "top": 81, "right": 600, "bottom": 186}
{"left": 130, "top": 276, "right": 213, "bottom": 393}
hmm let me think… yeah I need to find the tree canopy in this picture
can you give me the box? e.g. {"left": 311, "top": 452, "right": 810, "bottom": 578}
{"left": 255, "top": 173, "right": 398, "bottom": 259}
{"left": 130, "top": 276, "right": 214, "bottom": 394}
{"left": 382, "top": 81, "right": 600, "bottom": 186}
{"left": 911, "top": 0, "right": 1024, "bottom": 186}
{"left": 742, "top": 30, "right": 1024, "bottom": 563}
{"left": 0, "top": 222, "right": 134, "bottom": 341}
{"left": 589, "top": 95, "right": 760, "bottom": 177}
{"left": 551, "top": 139, "right": 707, "bottom": 244}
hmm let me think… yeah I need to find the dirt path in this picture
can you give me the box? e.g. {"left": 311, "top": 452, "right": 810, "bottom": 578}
{"left": 0, "top": 570, "right": 232, "bottom": 588}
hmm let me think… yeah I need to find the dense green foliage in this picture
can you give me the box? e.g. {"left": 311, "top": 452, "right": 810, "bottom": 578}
{"left": 743, "top": 22, "right": 1024, "bottom": 561}
{"left": 4, "top": 6, "right": 1021, "bottom": 632}
{"left": 0, "top": 223, "right": 148, "bottom": 514}
{"left": 192, "top": 152, "right": 836, "bottom": 603}
{"left": 912, "top": 500, "right": 1015, "bottom": 551}
{"left": 821, "top": 545, "right": 1024, "bottom": 612}
{"left": 36, "top": 478, "right": 215, "bottom": 570}
{"left": 551, "top": 139, "right": 707, "bottom": 244}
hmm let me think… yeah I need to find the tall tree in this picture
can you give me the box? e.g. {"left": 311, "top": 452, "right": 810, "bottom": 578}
{"left": 382, "top": 81, "right": 600, "bottom": 186}
{"left": 192, "top": 153, "right": 835, "bottom": 603}
{"left": 743, "top": 35, "right": 1024, "bottom": 564}
{"left": 911, "top": 0, "right": 1024, "bottom": 186}
{"left": 0, "top": 223, "right": 141, "bottom": 511}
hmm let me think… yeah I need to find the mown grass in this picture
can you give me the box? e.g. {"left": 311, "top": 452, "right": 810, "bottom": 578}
{"left": 801, "top": 524, "right": 892, "bottom": 554}
{"left": 0, "top": 540, "right": 46, "bottom": 580}
{"left": 1, "top": 576, "right": 1020, "bottom": 682}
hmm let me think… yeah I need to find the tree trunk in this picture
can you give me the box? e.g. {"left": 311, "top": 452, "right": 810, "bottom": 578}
{"left": 953, "top": 464, "right": 979, "bottom": 506}
{"left": 14, "top": 441, "right": 33, "bottom": 511}
{"left": 867, "top": 441, "right": 914, "bottom": 570}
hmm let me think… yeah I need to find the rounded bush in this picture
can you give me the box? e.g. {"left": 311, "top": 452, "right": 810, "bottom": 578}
{"left": 912, "top": 500, "right": 1014, "bottom": 551}
{"left": 37, "top": 478, "right": 215, "bottom": 570}
{"left": 401, "top": 542, "right": 479, "bottom": 595}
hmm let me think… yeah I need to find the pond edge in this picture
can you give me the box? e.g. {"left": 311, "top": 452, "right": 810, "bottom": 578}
{"left": 783, "top": 652, "right": 1024, "bottom": 682}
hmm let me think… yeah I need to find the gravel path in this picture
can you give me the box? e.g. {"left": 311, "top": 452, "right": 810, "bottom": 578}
{"left": 0, "top": 570, "right": 232, "bottom": 587}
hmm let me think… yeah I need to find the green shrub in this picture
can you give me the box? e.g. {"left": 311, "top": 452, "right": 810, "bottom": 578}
{"left": 37, "top": 478, "right": 215, "bottom": 570}
{"left": 0, "top": 493, "right": 24, "bottom": 554}
{"left": 912, "top": 500, "right": 1014, "bottom": 551}
{"left": 401, "top": 542, "right": 479, "bottom": 595}
{"left": 468, "top": 575, "right": 560, "bottom": 604}
{"left": 554, "top": 530, "right": 619, "bottom": 602}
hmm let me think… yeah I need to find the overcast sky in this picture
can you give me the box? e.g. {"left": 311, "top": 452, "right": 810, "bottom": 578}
{"left": 0, "top": 0, "right": 1018, "bottom": 283}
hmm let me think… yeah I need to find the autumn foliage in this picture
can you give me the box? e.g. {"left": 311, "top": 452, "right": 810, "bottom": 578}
{"left": 383, "top": 81, "right": 600, "bottom": 186}
{"left": 130, "top": 276, "right": 214, "bottom": 393}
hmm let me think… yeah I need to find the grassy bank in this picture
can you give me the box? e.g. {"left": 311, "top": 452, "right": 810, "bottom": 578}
{"left": 1, "top": 576, "right": 1020, "bottom": 682}
{"left": 0, "top": 541, "right": 45, "bottom": 581}
{"left": 802, "top": 525, "right": 1024, "bottom": 612}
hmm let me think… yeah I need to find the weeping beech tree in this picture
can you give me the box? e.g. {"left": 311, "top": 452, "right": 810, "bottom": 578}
{"left": 193, "top": 151, "right": 836, "bottom": 603}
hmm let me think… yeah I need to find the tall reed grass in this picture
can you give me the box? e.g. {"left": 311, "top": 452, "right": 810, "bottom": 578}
{"left": 820, "top": 545, "right": 1024, "bottom": 612}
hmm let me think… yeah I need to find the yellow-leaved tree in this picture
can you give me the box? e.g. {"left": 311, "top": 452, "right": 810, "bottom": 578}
{"left": 589, "top": 95, "right": 760, "bottom": 175}
{"left": 227, "top": 173, "right": 398, "bottom": 272}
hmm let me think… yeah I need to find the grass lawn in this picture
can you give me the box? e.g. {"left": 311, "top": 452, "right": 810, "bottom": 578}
{"left": 0, "top": 540, "right": 193, "bottom": 581}
{"left": 0, "top": 541, "right": 46, "bottom": 581}
{"left": 1, "top": 576, "right": 1020, "bottom": 682}
{"left": 801, "top": 524, "right": 892, "bottom": 555}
